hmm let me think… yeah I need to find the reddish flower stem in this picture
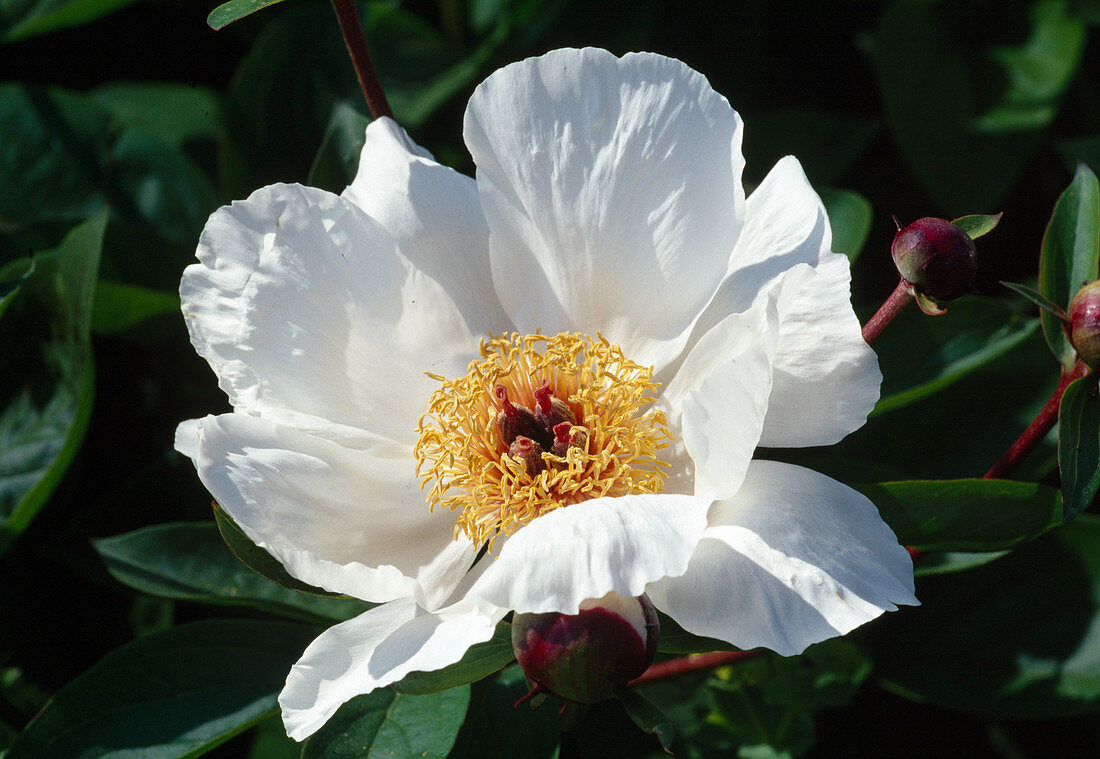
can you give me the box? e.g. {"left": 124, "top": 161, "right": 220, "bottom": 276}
{"left": 628, "top": 650, "right": 762, "bottom": 688}
{"left": 861, "top": 280, "right": 915, "bottom": 346}
{"left": 330, "top": 0, "right": 393, "bottom": 120}
{"left": 983, "top": 360, "right": 1089, "bottom": 480}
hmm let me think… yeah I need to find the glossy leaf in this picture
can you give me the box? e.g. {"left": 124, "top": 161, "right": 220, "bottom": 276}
{"left": 820, "top": 187, "right": 872, "bottom": 263}
{"left": 6, "top": 620, "right": 317, "bottom": 758}
{"left": 208, "top": 0, "right": 288, "bottom": 30}
{"left": 392, "top": 622, "right": 514, "bottom": 695}
{"left": 854, "top": 479, "right": 1060, "bottom": 552}
{"left": 1, "top": 0, "right": 142, "bottom": 42}
{"left": 1040, "top": 164, "right": 1100, "bottom": 368}
{"left": 95, "top": 522, "right": 369, "bottom": 623}
{"left": 213, "top": 503, "right": 349, "bottom": 599}
{"left": 301, "top": 686, "right": 470, "bottom": 759}
{"left": 952, "top": 212, "right": 1002, "bottom": 240}
{"left": 1059, "top": 375, "right": 1100, "bottom": 523}
{"left": 871, "top": 516, "right": 1100, "bottom": 718}
{"left": 871, "top": 297, "right": 1040, "bottom": 416}
{"left": 91, "top": 280, "right": 179, "bottom": 335}
{"left": 0, "top": 212, "right": 104, "bottom": 554}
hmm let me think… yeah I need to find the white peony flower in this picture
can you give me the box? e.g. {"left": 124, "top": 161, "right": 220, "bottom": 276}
{"left": 175, "top": 48, "right": 917, "bottom": 740}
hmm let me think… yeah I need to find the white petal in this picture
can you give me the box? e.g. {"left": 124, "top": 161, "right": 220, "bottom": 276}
{"left": 280, "top": 596, "right": 508, "bottom": 741}
{"left": 660, "top": 288, "right": 781, "bottom": 499}
{"left": 690, "top": 156, "right": 879, "bottom": 447}
{"left": 182, "top": 182, "right": 479, "bottom": 446}
{"left": 342, "top": 117, "right": 511, "bottom": 335}
{"left": 178, "top": 413, "right": 473, "bottom": 610}
{"left": 760, "top": 254, "right": 880, "bottom": 447}
{"left": 647, "top": 460, "right": 916, "bottom": 656}
{"left": 465, "top": 48, "right": 745, "bottom": 372}
{"left": 472, "top": 493, "right": 711, "bottom": 615}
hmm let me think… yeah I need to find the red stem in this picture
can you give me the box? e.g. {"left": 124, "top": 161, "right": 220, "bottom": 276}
{"left": 862, "top": 280, "right": 915, "bottom": 345}
{"left": 330, "top": 0, "right": 393, "bottom": 120}
{"left": 983, "top": 360, "right": 1089, "bottom": 480}
{"left": 628, "top": 650, "right": 762, "bottom": 688}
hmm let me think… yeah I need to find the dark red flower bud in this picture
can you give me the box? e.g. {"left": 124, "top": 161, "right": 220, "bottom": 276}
{"left": 511, "top": 592, "right": 659, "bottom": 703}
{"left": 891, "top": 217, "right": 978, "bottom": 300}
{"left": 1068, "top": 280, "right": 1100, "bottom": 370}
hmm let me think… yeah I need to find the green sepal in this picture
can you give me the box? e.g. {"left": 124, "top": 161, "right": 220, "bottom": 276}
{"left": 914, "top": 289, "right": 947, "bottom": 315}
{"left": 952, "top": 212, "right": 1003, "bottom": 239}
{"left": 619, "top": 690, "right": 675, "bottom": 754}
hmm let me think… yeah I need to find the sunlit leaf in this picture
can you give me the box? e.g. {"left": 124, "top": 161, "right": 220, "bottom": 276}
{"left": 208, "top": 0, "right": 288, "bottom": 30}
{"left": 1059, "top": 375, "right": 1100, "bottom": 523}
{"left": 952, "top": 212, "right": 1002, "bottom": 240}
{"left": 854, "top": 479, "right": 1060, "bottom": 552}
{"left": 301, "top": 686, "right": 470, "bottom": 759}
{"left": 0, "top": 211, "right": 104, "bottom": 554}
{"left": 89, "top": 82, "right": 223, "bottom": 149}
{"left": 5, "top": 620, "right": 317, "bottom": 758}
{"left": 91, "top": 280, "right": 179, "bottom": 335}
{"left": 1040, "top": 164, "right": 1100, "bottom": 368}
{"left": 95, "top": 522, "right": 369, "bottom": 623}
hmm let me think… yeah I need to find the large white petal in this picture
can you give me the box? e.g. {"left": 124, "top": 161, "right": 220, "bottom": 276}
{"left": 465, "top": 47, "right": 745, "bottom": 372}
{"left": 342, "top": 118, "right": 510, "bottom": 335}
{"left": 280, "top": 596, "right": 508, "bottom": 741}
{"left": 647, "top": 460, "right": 916, "bottom": 656}
{"left": 472, "top": 493, "right": 711, "bottom": 615}
{"left": 177, "top": 413, "right": 474, "bottom": 610}
{"left": 690, "top": 156, "right": 879, "bottom": 447}
{"left": 660, "top": 285, "right": 781, "bottom": 499}
{"left": 182, "top": 182, "right": 479, "bottom": 446}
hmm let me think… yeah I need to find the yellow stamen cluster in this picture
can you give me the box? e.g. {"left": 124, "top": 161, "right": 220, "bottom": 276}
{"left": 414, "top": 333, "right": 672, "bottom": 548}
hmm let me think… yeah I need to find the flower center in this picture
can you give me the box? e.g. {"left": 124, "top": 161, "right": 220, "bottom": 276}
{"left": 415, "top": 333, "right": 672, "bottom": 548}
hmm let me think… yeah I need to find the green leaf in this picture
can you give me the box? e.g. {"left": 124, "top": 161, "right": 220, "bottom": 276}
{"left": 864, "top": 3, "right": 1044, "bottom": 211}
{"left": 0, "top": 256, "right": 35, "bottom": 321}
{"left": 870, "top": 297, "right": 1041, "bottom": 417}
{"left": 5, "top": 620, "right": 317, "bottom": 758}
{"left": 619, "top": 690, "right": 675, "bottom": 754}
{"left": 91, "top": 280, "right": 179, "bottom": 335}
{"left": 973, "top": 0, "right": 1087, "bottom": 133}
{"left": 89, "top": 82, "right": 223, "bottom": 149}
{"left": 95, "top": 522, "right": 369, "bottom": 623}
{"left": 1000, "top": 280, "right": 1068, "bottom": 319}
{"left": 448, "top": 666, "right": 558, "bottom": 759}
{"left": 912, "top": 550, "right": 1011, "bottom": 577}
{"left": 208, "top": 0, "right": 288, "bottom": 30}
{"left": 655, "top": 611, "right": 737, "bottom": 654}
{"left": 854, "top": 479, "right": 1060, "bottom": 552}
{"left": 307, "top": 101, "right": 371, "bottom": 193}
{"left": 213, "top": 503, "right": 350, "bottom": 599}
{"left": 819, "top": 187, "right": 872, "bottom": 263}
{"left": 952, "top": 212, "right": 1003, "bottom": 240}
{"left": 0, "top": 211, "right": 104, "bottom": 554}
{"left": 0, "top": 85, "right": 111, "bottom": 232}
{"left": 1059, "top": 375, "right": 1100, "bottom": 523}
{"left": 391, "top": 622, "right": 514, "bottom": 695}
{"left": 1040, "top": 163, "right": 1100, "bottom": 368}
{"left": 871, "top": 516, "right": 1100, "bottom": 718}
{"left": 302, "top": 686, "right": 470, "bottom": 759}
{"left": 1, "top": 0, "right": 142, "bottom": 42}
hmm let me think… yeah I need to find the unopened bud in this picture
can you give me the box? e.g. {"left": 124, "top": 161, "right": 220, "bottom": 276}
{"left": 509, "top": 435, "right": 546, "bottom": 477}
{"left": 1069, "top": 280, "right": 1100, "bottom": 370}
{"left": 891, "top": 217, "right": 978, "bottom": 301}
{"left": 511, "top": 592, "right": 659, "bottom": 703}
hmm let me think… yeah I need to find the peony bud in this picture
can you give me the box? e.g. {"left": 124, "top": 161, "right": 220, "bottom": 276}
{"left": 891, "top": 217, "right": 978, "bottom": 301}
{"left": 1068, "top": 280, "right": 1100, "bottom": 370}
{"left": 511, "top": 592, "right": 659, "bottom": 703}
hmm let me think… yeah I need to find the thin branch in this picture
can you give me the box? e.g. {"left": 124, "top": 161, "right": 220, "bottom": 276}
{"left": 330, "top": 0, "right": 393, "bottom": 120}
{"left": 862, "top": 279, "right": 915, "bottom": 345}
{"left": 628, "top": 650, "right": 762, "bottom": 688}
